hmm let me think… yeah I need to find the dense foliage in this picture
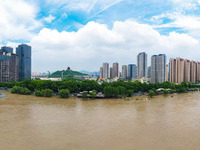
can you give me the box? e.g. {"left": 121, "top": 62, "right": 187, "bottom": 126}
{"left": 11, "top": 86, "right": 31, "bottom": 95}
{"left": 82, "top": 91, "right": 88, "bottom": 100}
{"left": 90, "top": 90, "right": 96, "bottom": 99}
{"left": 148, "top": 90, "right": 155, "bottom": 98}
{"left": 127, "top": 90, "right": 134, "bottom": 97}
{"left": 59, "top": 89, "right": 70, "bottom": 98}
{"left": 35, "top": 89, "right": 53, "bottom": 97}
{"left": 49, "top": 70, "right": 87, "bottom": 78}
{"left": 6, "top": 79, "right": 200, "bottom": 98}
{"left": 163, "top": 89, "right": 169, "bottom": 96}
{"left": 103, "top": 86, "right": 127, "bottom": 98}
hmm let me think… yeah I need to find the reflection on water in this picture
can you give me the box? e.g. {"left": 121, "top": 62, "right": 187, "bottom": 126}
{"left": 1, "top": 92, "right": 200, "bottom": 150}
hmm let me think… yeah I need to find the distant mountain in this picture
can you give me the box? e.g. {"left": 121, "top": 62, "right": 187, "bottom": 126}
{"left": 49, "top": 70, "right": 88, "bottom": 78}
{"left": 79, "top": 70, "right": 100, "bottom": 75}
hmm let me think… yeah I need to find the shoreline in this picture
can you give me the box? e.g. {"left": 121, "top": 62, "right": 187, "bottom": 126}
{"left": 3, "top": 90, "right": 198, "bottom": 101}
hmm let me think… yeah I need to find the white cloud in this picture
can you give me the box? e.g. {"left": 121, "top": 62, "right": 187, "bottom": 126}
{"left": 45, "top": 0, "right": 124, "bottom": 13}
{"left": 44, "top": 14, "right": 56, "bottom": 23}
{"left": 151, "top": 12, "right": 200, "bottom": 39}
{"left": 149, "top": 0, "right": 200, "bottom": 38}
{"left": 28, "top": 20, "right": 200, "bottom": 72}
{"left": 0, "top": 0, "right": 42, "bottom": 42}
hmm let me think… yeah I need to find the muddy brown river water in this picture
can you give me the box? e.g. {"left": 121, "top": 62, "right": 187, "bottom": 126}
{"left": 0, "top": 92, "right": 200, "bottom": 150}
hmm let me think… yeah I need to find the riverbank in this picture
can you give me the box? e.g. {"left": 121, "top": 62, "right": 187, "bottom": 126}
{"left": 3, "top": 90, "right": 195, "bottom": 102}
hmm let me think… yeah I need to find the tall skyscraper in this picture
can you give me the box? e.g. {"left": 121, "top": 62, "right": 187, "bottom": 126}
{"left": 9, "top": 53, "right": 19, "bottom": 81}
{"left": 137, "top": 52, "right": 147, "bottom": 79}
{"left": 100, "top": 67, "right": 103, "bottom": 78}
{"left": 128, "top": 64, "right": 137, "bottom": 79}
{"left": 112, "top": 62, "right": 119, "bottom": 78}
{"left": 166, "top": 64, "right": 169, "bottom": 81}
{"left": 147, "top": 66, "right": 151, "bottom": 78}
{"left": 197, "top": 62, "right": 200, "bottom": 82}
{"left": 122, "top": 65, "right": 128, "bottom": 79}
{"left": 110, "top": 67, "right": 113, "bottom": 78}
{"left": 103, "top": 62, "right": 109, "bottom": 79}
{"left": 16, "top": 44, "right": 31, "bottom": 80}
{"left": 190, "top": 60, "right": 197, "bottom": 83}
{"left": 151, "top": 54, "right": 166, "bottom": 83}
{"left": 184, "top": 59, "right": 191, "bottom": 82}
{"left": 0, "top": 52, "right": 18, "bottom": 82}
{"left": 0, "top": 46, "right": 13, "bottom": 53}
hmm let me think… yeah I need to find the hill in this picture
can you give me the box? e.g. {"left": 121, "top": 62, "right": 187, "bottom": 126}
{"left": 49, "top": 70, "right": 88, "bottom": 78}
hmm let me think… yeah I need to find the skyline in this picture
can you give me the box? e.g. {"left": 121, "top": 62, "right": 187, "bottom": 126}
{"left": 1, "top": 0, "right": 200, "bottom": 72}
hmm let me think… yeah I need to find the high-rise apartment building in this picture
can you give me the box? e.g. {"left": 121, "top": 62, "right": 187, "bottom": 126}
{"left": 148, "top": 66, "right": 151, "bottom": 78}
{"left": 137, "top": 52, "right": 147, "bottom": 79}
{"left": 102, "top": 62, "right": 109, "bottom": 79}
{"left": 166, "top": 64, "right": 169, "bottom": 81}
{"left": 184, "top": 59, "right": 190, "bottom": 82}
{"left": 0, "top": 46, "right": 13, "bottom": 53}
{"left": 170, "top": 57, "right": 200, "bottom": 83}
{"left": 151, "top": 54, "right": 166, "bottom": 83}
{"left": 112, "top": 62, "right": 119, "bottom": 78}
{"left": 122, "top": 65, "right": 128, "bottom": 79}
{"left": 128, "top": 64, "right": 137, "bottom": 79}
{"left": 100, "top": 67, "right": 103, "bottom": 78}
{"left": 110, "top": 67, "right": 113, "bottom": 78}
{"left": 190, "top": 61, "right": 197, "bottom": 83}
{"left": 16, "top": 44, "right": 31, "bottom": 80}
{"left": 197, "top": 62, "right": 200, "bottom": 82}
{"left": 9, "top": 53, "right": 19, "bottom": 81}
{"left": 0, "top": 52, "right": 18, "bottom": 82}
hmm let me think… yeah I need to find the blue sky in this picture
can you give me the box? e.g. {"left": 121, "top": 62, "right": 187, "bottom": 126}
{"left": 1, "top": 0, "right": 200, "bottom": 72}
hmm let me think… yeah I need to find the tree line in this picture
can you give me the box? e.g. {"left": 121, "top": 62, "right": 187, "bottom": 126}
{"left": 3, "top": 79, "right": 200, "bottom": 98}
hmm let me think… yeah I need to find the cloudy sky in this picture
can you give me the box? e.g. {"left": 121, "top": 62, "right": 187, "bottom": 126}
{"left": 1, "top": 0, "right": 200, "bottom": 72}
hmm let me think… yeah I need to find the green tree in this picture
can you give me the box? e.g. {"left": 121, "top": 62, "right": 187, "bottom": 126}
{"left": 127, "top": 90, "right": 134, "bottom": 97}
{"left": 163, "top": 89, "right": 169, "bottom": 96}
{"left": 160, "top": 81, "right": 171, "bottom": 89}
{"left": 82, "top": 91, "right": 88, "bottom": 100}
{"left": 59, "top": 89, "right": 70, "bottom": 98}
{"left": 103, "top": 86, "right": 113, "bottom": 98}
{"left": 148, "top": 90, "right": 154, "bottom": 98}
{"left": 171, "top": 89, "right": 176, "bottom": 93}
{"left": 11, "top": 86, "right": 23, "bottom": 94}
{"left": 11, "top": 86, "right": 31, "bottom": 95}
{"left": 22, "top": 88, "right": 31, "bottom": 95}
{"left": 41, "top": 89, "right": 53, "bottom": 97}
{"left": 113, "top": 87, "right": 119, "bottom": 98}
{"left": 118, "top": 86, "right": 126, "bottom": 97}
{"left": 35, "top": 90, "right": 43, "bottom": 97}
{"left": 90, "top": 90, "right": 96, "bottom": 99}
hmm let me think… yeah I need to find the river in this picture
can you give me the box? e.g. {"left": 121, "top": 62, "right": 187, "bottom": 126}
{"left": 0, "top": 92, "right": 200, "bottom": 150}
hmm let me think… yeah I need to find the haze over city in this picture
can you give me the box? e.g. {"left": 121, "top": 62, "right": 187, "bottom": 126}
{"left": 1, "top": 0, "right": 200, "bottom": 72}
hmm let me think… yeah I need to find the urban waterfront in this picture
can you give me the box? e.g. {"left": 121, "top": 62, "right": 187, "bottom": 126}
{"left": 1, "top": 92, "right": 200, "bottom": 150}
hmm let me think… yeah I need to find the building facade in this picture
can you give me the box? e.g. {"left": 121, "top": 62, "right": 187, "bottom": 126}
{"left": 110, "top": 67, "right": 113, "bottom": 78}
{"left": 100, "top": 67, "right": 103, "bottom": 78}
{"left": 148, "top": 66, "right": 151, "bottom": 78}
{"left": 170, "top": 57, "right": 200, "bottom": 83}
{"left": 166, "top": 64, "right": 169, "bottom": 81}
{"left": 122, "top": 65, "right": 128, "bottom": 79}
{"left": 16, "top": 44, "right": 31, "bottom": 80}
{"left": 151, "top": 54, "right": 166, "bottom": 83}
{"left": 0, "top": 52, "right": 18, "bottom": 82}
{"left": 102, "top": 62, "right": 109, "bottom": 79}
{"left": 137, "top": 52, "right": 147, "bottom": 79}
{"left": 0, "top": 46, "right": 13, "bottom": 53}
{"left": 112, "top": 62, "right": 119, "bottom": 78}
{"left": 128, "top": 64, "right": 137, "bottom": 79}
